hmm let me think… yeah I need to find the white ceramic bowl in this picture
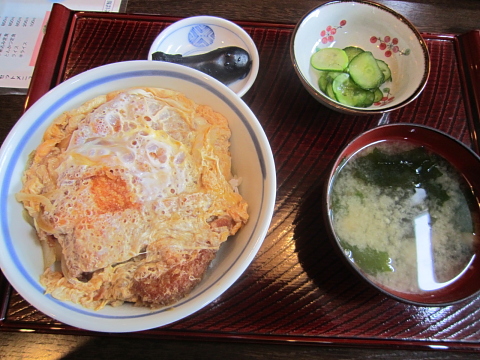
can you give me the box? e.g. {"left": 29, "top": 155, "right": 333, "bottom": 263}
{"left": 0, "top": 60, "right": 276, "bottom": 333}
{"left": 149, "top": 16, "right": 259, "bottom": 97}
{"left": 290, "top": 0, "right": 430, "bottom": 115}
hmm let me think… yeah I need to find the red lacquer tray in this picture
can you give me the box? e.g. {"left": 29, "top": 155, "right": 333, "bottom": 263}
{"left": 2, "top": 4, "right": 480, "bottom": 352}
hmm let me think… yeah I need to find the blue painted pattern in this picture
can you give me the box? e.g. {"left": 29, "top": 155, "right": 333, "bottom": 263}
{"left": 188, "top": 25, "right": 215, "bottom": 47}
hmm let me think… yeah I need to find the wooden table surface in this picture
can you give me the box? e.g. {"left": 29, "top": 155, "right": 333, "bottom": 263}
{"left": 1, "top": 0, "right": 479, "bottom": 359}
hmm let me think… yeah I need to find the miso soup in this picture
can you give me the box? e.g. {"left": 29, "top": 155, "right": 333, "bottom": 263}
{"left": 329, "top": 140, "right": 479, "bottom": 294}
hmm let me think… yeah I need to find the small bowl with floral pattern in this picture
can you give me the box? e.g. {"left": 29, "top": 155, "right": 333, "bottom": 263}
{"left": 149, "top": 16, "right": 259, "bottom": 97}
{"left": 290, "top": 0, "right": 430, "bottom": 115}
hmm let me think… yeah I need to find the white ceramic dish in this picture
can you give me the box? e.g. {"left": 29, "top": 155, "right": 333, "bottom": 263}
{"left": 149, "top": 16, "right": 259, "bottom": 97}
{"left": 290, "top": 0, "right": 430, "bottom": 115}
{"left": 0, "top": 60, "right": 276, "bottom": 333}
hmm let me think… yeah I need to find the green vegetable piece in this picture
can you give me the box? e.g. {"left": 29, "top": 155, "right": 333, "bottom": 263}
{"left": 376, "top": 59, "right": 392, "bottom": 82}
{"left": 343, "top": 46, "right": 365, "bottom": 62}
{"left": 373, "top": 88, "right": 383, "bottom": 102}
{"left": 332, "top": 73, "right": 370, "bottom": 107}
{"left": 340, "top": 240, "right": 393, "bottom": 276}
{"left": 311, "top": 47, "right": 393, "bottom": 108}
{"left": 326, "top": 81, "right": 336, "bottom": 100}
{"left": 317, "top": 71, "right": 329, "bottom": 92}
{"left": 326, "top": 71, "right": 344, "bottom": 81}
{"left": 318, "top": 71, "right": 343, "bottom": 98}
{"left": 348, "top": 51, "right": 385, "bottom": 90}
{"left": 362, "top": 90, "right": 375, "bottom": 107}
{"left": 311, "top": 48, "right": 349, "bottom": 71}
{"left": 352, "top": 146, "right": 450, "bottom": 206}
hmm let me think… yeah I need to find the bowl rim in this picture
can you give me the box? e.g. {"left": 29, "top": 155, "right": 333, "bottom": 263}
{"left": 0, "top": 60, "right": 276, "bottom": 332}
{"left": 324, "top": 123, "right": 480, "bottom": 306}
{"left": 290, "top": 0, "right": 431, "bottom": 115}
{"left": 148, "top": 15, "right": 260, "bottom": 97}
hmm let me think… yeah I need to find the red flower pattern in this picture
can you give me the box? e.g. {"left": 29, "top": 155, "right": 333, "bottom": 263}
{"left": 320, "top": 20, "right": 347, "bottom": 44}
{"left": 370, "top": 36, "right": 410, "bottom": 57}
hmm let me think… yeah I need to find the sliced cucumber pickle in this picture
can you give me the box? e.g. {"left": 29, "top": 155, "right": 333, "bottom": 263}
{"left": 363, "top": 90, "right": 375, "bottom": 107}
{"left": 326, "top": 81, "right": 336, "bottom": 100}
{"left": 311, "top": 46, "right": 393, "bottom": 108}
{"left": 310, "top": 48, "right": 349, "bottom": 71}
{"left": 373, "top": 88, "right": 383, "bottom": 102}
{"left": 348, "top": 51, "right": 385, "bottom": 90}
{"left": 332, "top": 73, "right": 371, "bottom": 107}
{"left": 343, "top": 46, "right": 364, "bottom": 62}
{"left": 318, "top": 71, "right": 329, "bottom": 92}
{"left": 376, "top": 59, "right": 392, "bottom": 82}
{"left": 326, "top": 71, "right": 343, "bottom": 81}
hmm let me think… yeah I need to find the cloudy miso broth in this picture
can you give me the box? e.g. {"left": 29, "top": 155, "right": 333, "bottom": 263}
{"left": 329, "top": 140, "right": 478, "bottom": 294}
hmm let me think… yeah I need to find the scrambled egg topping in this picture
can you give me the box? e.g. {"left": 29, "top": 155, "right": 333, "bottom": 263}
{"left": 16, "top": 87, "right": 249, "bottom": 309}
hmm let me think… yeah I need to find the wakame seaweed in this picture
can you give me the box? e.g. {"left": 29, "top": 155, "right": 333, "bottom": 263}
{"left": 340, "top": 240, "right": 393, "bottom": 275}
{"left": 352, "top": 146, "right": 450, "bottom": 206}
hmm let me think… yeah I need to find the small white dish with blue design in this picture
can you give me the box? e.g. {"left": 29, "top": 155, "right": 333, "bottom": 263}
{"left": 149, "top": 16, "right": 259, "bottom": 97}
